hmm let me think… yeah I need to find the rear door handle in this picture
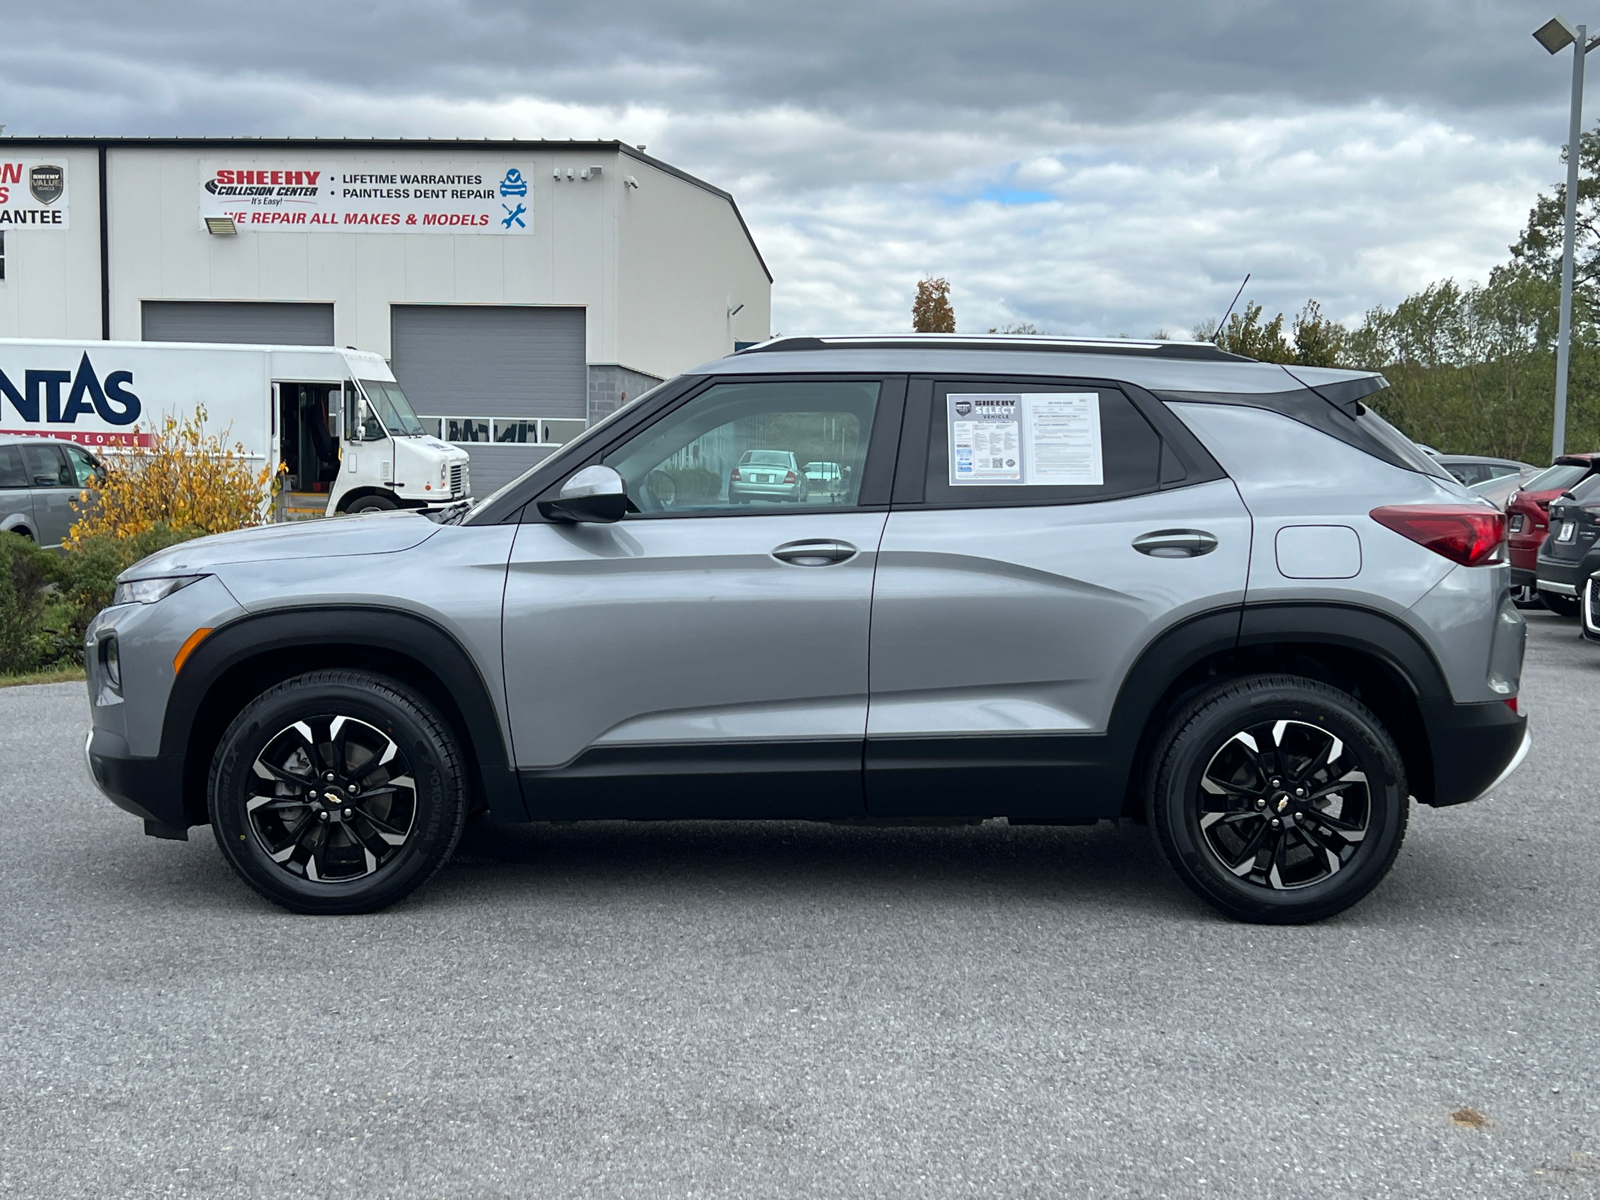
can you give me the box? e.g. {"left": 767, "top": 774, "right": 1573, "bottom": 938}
{"left": 772, "top": 539, "right": 858, "bottom": 566}
{"left": 1132, "top": 529, "right": 1218, "bottom": 558}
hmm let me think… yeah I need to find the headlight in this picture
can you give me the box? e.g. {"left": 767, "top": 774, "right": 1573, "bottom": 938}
{"left": 112, "top": 575, "right": 207, "bottom": 606}
{"left": 100, "top": 635, "right": 121, "bottom": 691}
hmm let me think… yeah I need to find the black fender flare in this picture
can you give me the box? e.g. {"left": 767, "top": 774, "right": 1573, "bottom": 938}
{"left": 1101, "top": 601, "right": 1458, "bottom": 811}
{"left": 163, "top": 606, "right": 525, "bottom": 825}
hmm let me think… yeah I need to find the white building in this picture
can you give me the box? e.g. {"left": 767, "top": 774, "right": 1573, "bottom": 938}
{"left": 0, "top": 138, "right": 772, "bottom": 489}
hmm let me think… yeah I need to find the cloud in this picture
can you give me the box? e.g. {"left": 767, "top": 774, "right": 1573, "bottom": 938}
{"left": 0, "top": 0, "right": 1578, "bottom": 339}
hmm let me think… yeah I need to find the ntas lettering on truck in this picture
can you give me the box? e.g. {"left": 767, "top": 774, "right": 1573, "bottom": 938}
{"left": 0, "top": 338, "right": 470, "bottom": 518}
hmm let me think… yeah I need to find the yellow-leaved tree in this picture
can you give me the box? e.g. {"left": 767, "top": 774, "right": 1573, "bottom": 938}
{"left": 65, "top": 407, "right": 273, "bottom": 548}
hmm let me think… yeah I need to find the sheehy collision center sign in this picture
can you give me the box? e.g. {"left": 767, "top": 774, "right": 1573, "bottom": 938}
{"left": 199, "top": 161, "right": 533, "bottom": 233}
{"left": 0, "top": 160, "right": 69, "bottom": 229}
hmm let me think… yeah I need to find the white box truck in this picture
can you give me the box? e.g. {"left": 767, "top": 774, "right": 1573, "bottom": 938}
{"left": 0, "top": 337, "right": 471, "bottom": 518}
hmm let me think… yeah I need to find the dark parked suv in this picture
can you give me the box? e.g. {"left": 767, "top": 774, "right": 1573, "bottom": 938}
{"left": 84, "top": 336, "right": 1529, "bottom": 924}
{"left": 1508, "top": 453, "right": 1600, "bottom": 610}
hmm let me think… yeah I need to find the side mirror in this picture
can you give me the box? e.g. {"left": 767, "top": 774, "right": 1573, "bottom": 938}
{"left": 538, "top": 464, "right": 630, "bottom": 524}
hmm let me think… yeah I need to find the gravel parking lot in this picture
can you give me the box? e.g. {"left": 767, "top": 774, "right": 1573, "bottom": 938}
{"left": 2, "top": 611, "right": 1597, "bottom": 1199}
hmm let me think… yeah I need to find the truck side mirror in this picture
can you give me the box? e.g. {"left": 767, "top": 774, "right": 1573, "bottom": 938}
{"left": 538, "top": 464, "right": 630, "bottom": 524}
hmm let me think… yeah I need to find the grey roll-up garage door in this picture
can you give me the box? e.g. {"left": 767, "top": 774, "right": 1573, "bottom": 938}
{"left": 141, "top": 301, "right": 336, "bottom": 346}
{"left": 391, "top": 305, "right": 587, "bottom": 496}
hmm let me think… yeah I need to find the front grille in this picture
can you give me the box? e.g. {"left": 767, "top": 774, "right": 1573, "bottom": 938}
{"left": 450, "top": 463, "right": 464, "bottom": 496}
{"left": 1588, "top": 577, "right": 1600, "bottom": 630}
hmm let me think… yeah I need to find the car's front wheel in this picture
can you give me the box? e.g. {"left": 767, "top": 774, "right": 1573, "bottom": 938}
{"left": 209, "top": 670, "right": 467, "bottom": 914}
{"left": 1145, "top": 674, "right": 1408, "bottom": 924}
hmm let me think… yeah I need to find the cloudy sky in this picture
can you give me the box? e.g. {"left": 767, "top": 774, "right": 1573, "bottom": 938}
{"left": 0, "top": 0, "right": 1582, "bottom": 336}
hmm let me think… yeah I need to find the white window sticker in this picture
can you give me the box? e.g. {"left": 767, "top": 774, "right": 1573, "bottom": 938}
{"left": 948, "top": 394, "right": 1021, "bottom": 484}
{"left": 1022, "top": 392, "right": 1102, "bottom": 486}
{"left": 947, "top": 392, "right": 1103, "bottom": 486}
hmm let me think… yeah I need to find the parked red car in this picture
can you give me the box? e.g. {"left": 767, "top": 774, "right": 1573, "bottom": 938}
{"left": 1507, "top": 452, "right": 1600, "bottom": 612}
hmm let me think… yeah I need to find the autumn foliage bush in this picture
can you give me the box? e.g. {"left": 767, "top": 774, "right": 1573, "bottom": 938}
{"left": 65, "top": 407, "right": 273, "bottom": 547}
{"left": 0, "top": 409, "right": 275, "bottom": 677}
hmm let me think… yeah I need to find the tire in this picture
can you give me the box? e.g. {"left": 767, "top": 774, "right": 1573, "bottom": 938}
{"left": 209, "top": 669, "right": 467, "bottom": 914}
{"left": 1539, "top": 590, "right": 1581, "bottom": 618}
{"left": 346, "top": 494, "right": 399, "bottom": 514}
{"left": 1144, "top": 674, "right": 1409, "bottom": 924}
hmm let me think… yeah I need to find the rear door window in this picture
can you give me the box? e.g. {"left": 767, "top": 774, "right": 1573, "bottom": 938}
{"left": 918, "top": 381, "right": 1161, "bottom": 507}
{"left": 20, "top": 443, "right": 71, "bottom": 487}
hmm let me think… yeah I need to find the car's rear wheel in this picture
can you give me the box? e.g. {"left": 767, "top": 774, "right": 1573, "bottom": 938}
{"left": 1145, "top": 674, "right": 1408, "bottom": 924}
{"left": 209, "top": 670, "right": 467, "bottom": 914}
{"left": 1539, "top": 590, "right": 1581, "bottom": 618}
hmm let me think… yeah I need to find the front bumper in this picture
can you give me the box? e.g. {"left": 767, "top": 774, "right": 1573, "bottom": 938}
{"left": 1421, "top": 695, "right": 1530, "bottom": 807}
{"left": 85, "top": 727, "right": 188, "bottom": 838}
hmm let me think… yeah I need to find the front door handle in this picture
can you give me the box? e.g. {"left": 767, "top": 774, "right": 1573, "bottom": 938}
{"left": 1132, "top": 529, "right": 1218, "bottom": 558}
{"left": 772, "top": 539, "right": 858, "bottom": 566}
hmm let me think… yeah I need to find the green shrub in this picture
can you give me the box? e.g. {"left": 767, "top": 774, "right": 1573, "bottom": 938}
{"left": 0, "top": 532, "right": 58, "bottom": 675}
{"left": 57, "top": 523, "right": 206, "bottom": 642}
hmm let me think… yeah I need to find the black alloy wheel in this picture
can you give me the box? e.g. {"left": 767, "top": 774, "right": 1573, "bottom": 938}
{"left": 210, "top": 670, "right": 466, "bottom": 914}
{"left": 1146, "top": 674, "right": 1408, "bottom": 924}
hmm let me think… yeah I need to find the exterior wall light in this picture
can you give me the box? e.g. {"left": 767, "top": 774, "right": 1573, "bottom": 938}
{"left": 204, "top": 216, "right": 237, "bottom": 235}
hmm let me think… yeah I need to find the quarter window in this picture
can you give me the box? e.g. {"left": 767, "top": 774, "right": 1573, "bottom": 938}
{"left": 603, "top": 380, "right": 880, "bottom": 514}
{"left": 0, "top": 445, "right": 24, "bottom": 488}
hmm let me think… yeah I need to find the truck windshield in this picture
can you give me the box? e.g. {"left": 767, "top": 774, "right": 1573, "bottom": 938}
{"left": 360, "top": 380, "right": 425, "bottom": 437}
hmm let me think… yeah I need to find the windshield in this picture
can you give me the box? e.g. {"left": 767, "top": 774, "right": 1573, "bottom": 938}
{"left": 359, "top": 379, "right": 425, "bottom": 437}
{"left": 1566, "top": 472, "right": 1600, "bottom": 503}
{"left": 1521, "top": 462, "right": 1589, "bottom": 494}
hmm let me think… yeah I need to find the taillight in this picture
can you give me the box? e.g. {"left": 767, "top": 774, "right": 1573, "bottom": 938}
{"left": 1369, "top": 505, "right": 1506, "bottom": 567}
{"left": 730, "top": 468, "right": 742, "bottom": 481}
{"left": 1509, "top": 513, "right": 1525, "bottom": 533}
{"left": 784, "top": 470, "right": 797, "bottom": 484}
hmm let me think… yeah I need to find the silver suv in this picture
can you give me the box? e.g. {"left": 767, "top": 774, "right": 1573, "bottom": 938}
{"left": 83, "top": 336, "right": 1529, "bottom": 922}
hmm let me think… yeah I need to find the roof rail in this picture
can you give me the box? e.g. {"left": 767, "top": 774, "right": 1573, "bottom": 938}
{"left": 734, "top": 334, "right": 1253, "bottom": 363}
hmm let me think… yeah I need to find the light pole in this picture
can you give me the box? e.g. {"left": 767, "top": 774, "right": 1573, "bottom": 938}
{"left": 1535, "top": 15, "right": 1600, "bottom": 460}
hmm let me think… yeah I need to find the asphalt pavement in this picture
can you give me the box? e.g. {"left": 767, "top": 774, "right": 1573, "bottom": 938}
{"left": 1, "top": 611, "right": 1597, "bottom": 1199}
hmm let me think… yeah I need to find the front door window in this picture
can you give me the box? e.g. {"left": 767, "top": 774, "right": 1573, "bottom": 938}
{"left": 602, "top": 380, "right": 879, "bottom": 514}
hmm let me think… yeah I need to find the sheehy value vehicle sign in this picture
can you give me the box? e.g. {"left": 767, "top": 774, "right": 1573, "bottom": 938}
{"left": 199, "top": 161, "right": 534, "bottom": 233}
{"left": 0, "top": 160, "right": 69, "bottom": 229}
{"left": 948, "top": 393, "right": 1103, "bottom": 486}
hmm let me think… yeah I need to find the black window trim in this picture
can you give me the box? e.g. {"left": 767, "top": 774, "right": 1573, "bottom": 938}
{"left": 517, "top": 373, "right": 908, "bottom": 524}
{"left": 888, "top": 373, "right": 1225, "bottom": 512}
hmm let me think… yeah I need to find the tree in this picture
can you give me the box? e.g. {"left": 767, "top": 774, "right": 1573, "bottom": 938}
{"left": 1290, "top": 300, "right": 1347, "bottom": 367}
{"left": 912, "top": 277, "right": 956, "bottom": 332}
{"left": 1510, "top": 124, "right": 1600, "bottom": 291}
{"left": 1199, "top": 300, "right": 1292, "bottom": 362}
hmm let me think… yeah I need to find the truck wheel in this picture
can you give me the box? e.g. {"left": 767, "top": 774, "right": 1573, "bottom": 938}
{"left": 346, "top": 494, "right": 399, "bottom": 514}
{"left": 208, "top": 670, "right": 467, "bottom": 914}
{"left": 1145, "top": 674, "right": 1408, "bottom": 924}
{"left": 1539, "top": 590, "right": 1581, "bottom": 618}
